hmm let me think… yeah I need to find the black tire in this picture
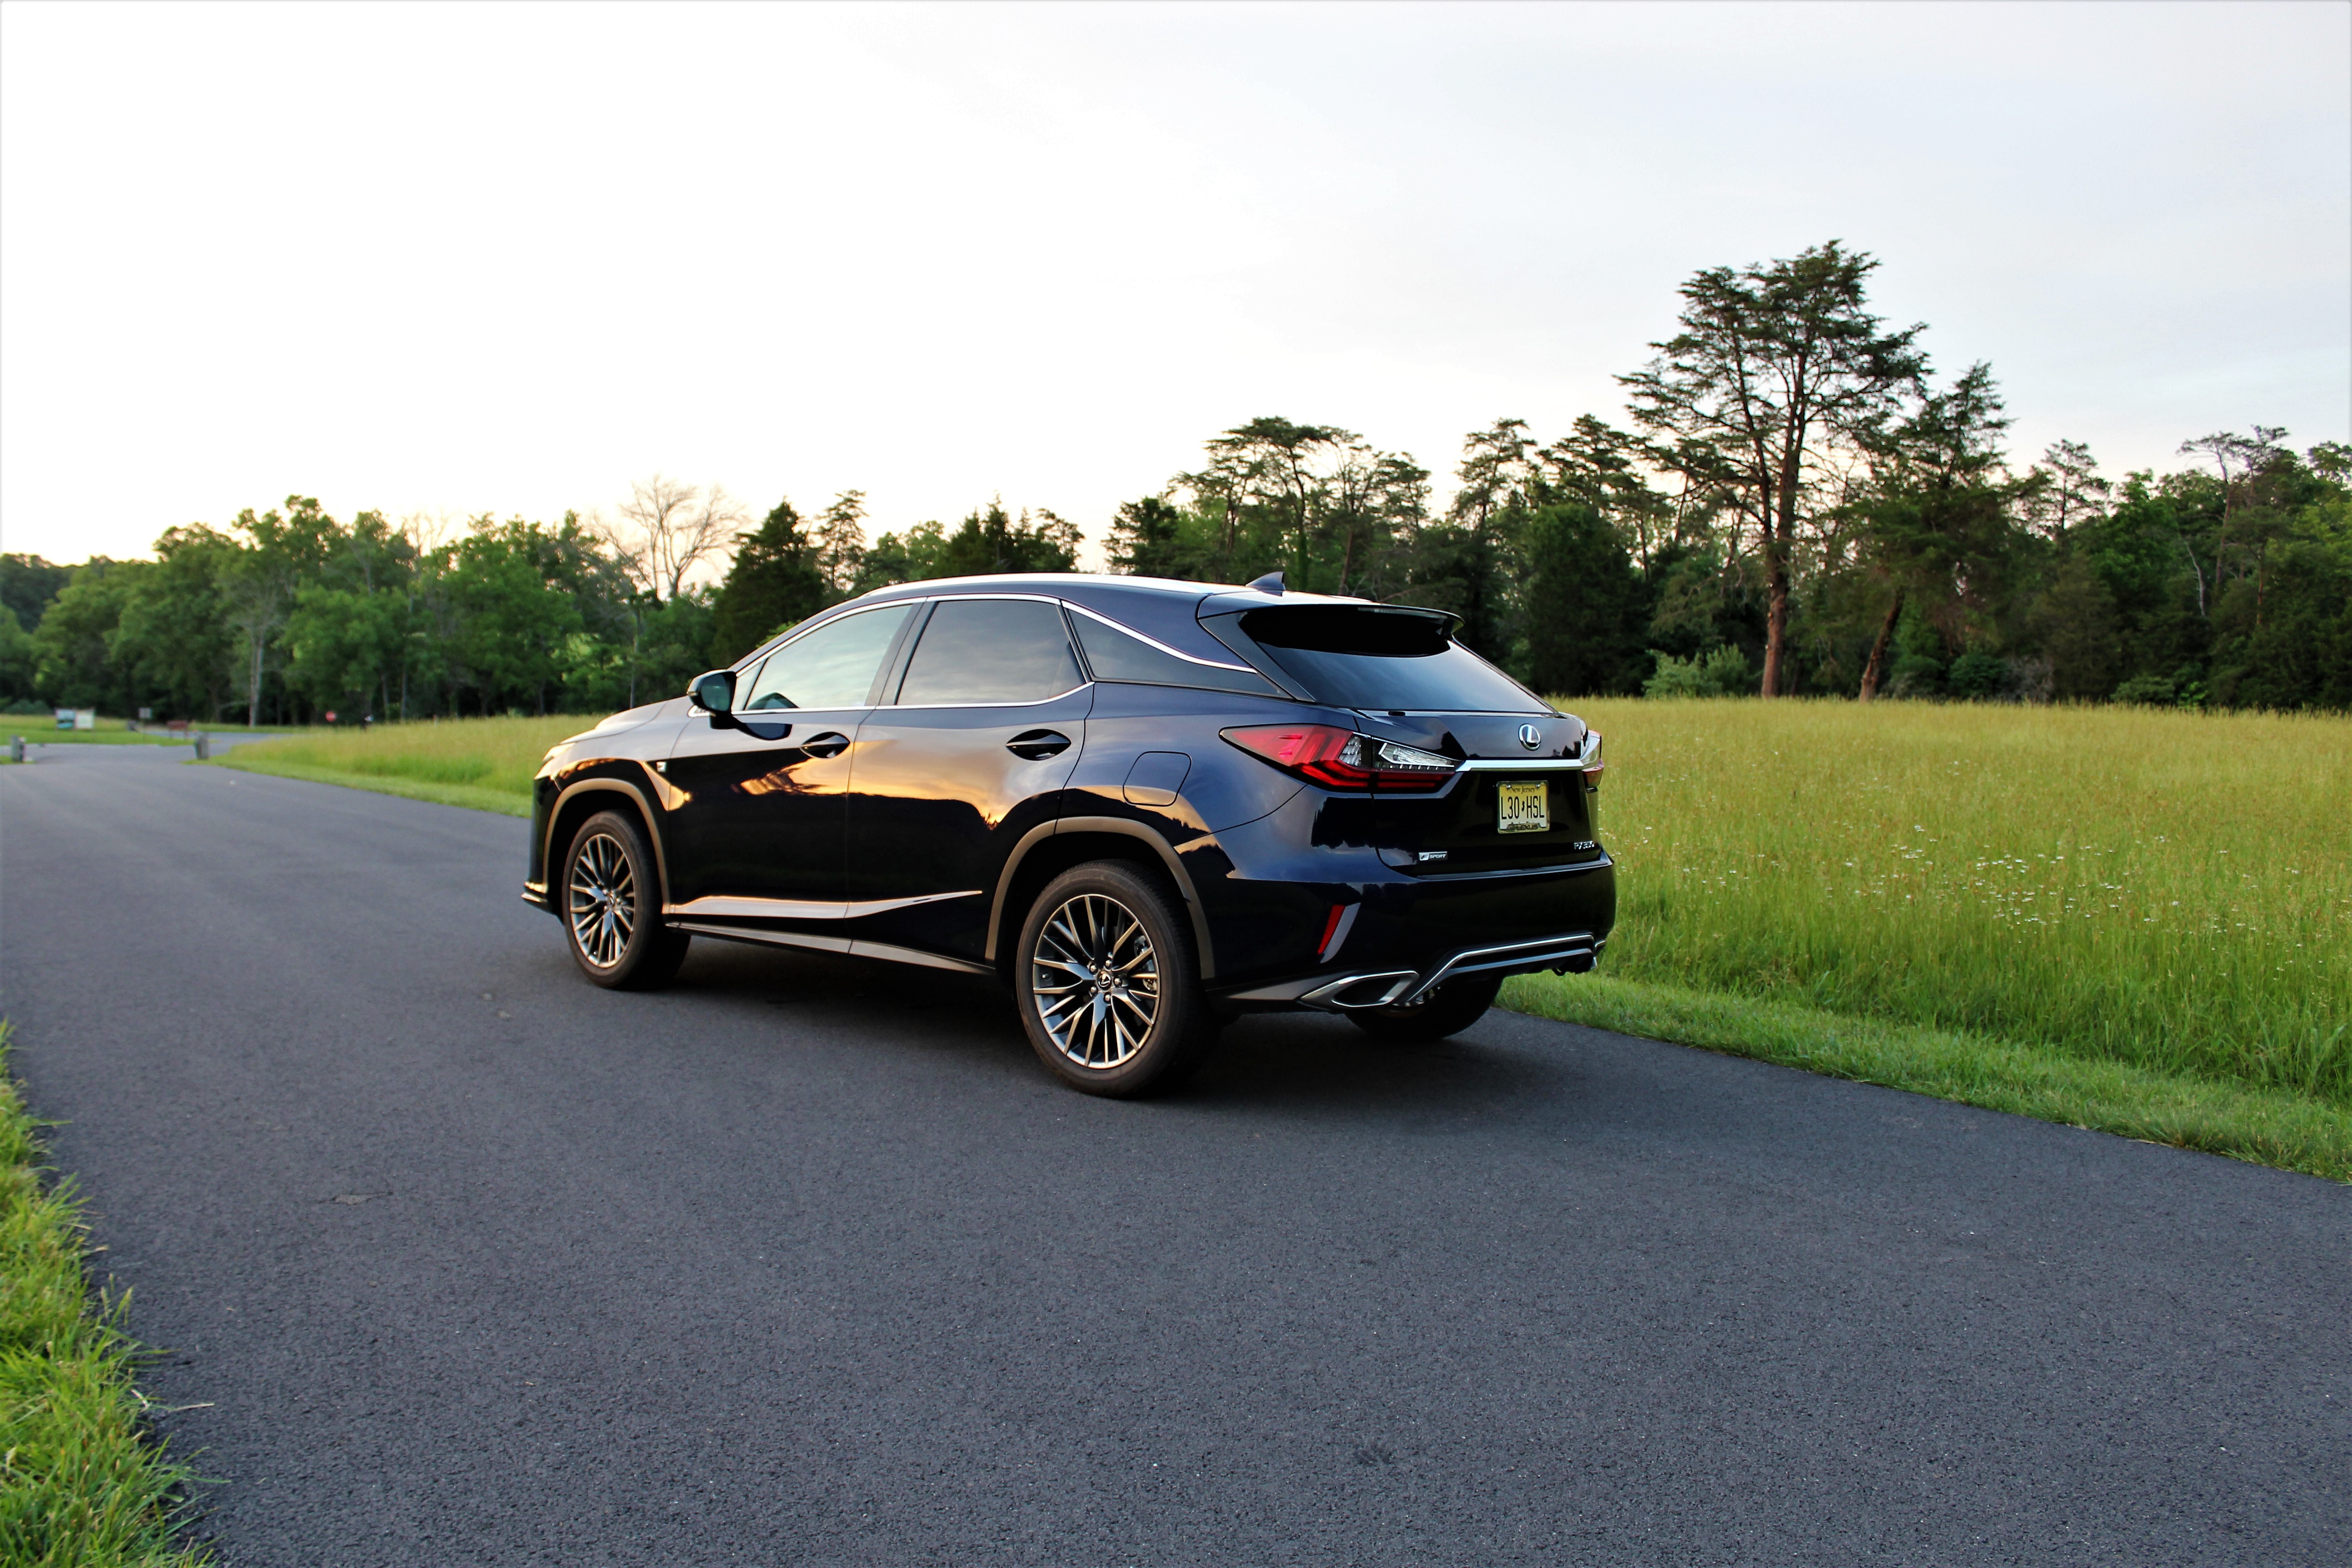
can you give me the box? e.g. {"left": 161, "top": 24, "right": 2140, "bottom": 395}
{"left": 561, "top": 810, "right": 689, "bottom": 990}
{"left": 1348, "top": 972, "right": 1503, "bottom": 1043}
{"left": 1014, "top": 860, "right": 1219, "bottom": 1097}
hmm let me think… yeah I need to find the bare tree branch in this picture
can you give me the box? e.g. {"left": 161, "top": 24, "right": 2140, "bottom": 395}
{"left": 599, "top": 475, "right": 747, "bottom": 601}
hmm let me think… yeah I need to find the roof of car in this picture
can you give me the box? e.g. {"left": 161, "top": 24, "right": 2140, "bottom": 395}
{"left": 841, "top": 573, "right": 1382, "bottom": 667}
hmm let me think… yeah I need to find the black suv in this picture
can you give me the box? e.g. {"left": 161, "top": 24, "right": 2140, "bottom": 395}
{"left": 526, "top": 573, "right": 1612, "bottom": 1095}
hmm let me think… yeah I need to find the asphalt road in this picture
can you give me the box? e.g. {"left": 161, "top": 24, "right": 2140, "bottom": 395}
{"left": 3, "top": 746, "right": 2345, "bottom": 1566}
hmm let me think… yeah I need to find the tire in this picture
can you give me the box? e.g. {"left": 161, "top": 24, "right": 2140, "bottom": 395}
{"left": 1014, "top": 861, "right": 1219, "bottom": 1097}
{"left": 1348, "top": 972, "right": 1503, "bottom": 1043}
{"left": 561, "top": 810, "right": 690, "bottom": 990}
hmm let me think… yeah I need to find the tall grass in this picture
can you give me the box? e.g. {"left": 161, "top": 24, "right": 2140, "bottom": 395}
{"left": 1558, "top": 699, "right": 2352, "bottom": 1107}
{"left": 220, "top": 715, "right": 594, "bottom": 804}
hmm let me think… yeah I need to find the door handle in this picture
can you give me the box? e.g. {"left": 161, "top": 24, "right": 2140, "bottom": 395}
{"left": 802, "top": 731, "right": 851, "bottom": 759}
{"left": 1006, "top": 729, "right": 1071, "bottom": 761}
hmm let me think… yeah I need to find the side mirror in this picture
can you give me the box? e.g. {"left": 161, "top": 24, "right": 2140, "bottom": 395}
{"left": 691, "top": 669, "right": 736, "bottom": 715}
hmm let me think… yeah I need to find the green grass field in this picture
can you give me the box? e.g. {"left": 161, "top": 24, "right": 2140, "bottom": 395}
{"left": 0, "top": 1024, "right": 210, "bottom": 1566}
{"left": 213, "top": 715, "right": 588, "bottom": 815}
{"left": 216, "top": 700, "right": 2352, "bottom": 1179}
{"left": 1504, "top": 698, "right": 2351, "bottom": 1178}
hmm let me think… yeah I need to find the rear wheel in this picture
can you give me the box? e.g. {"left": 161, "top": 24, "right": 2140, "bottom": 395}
{"left": 1015, "top": 861, "right": 1218, "bottom": 1097}
{"left": 562, "top": 810, "right": 689, "bottom": 990}
{"left": 1348, "top": 972, "right": 1502, "bottom": 1043}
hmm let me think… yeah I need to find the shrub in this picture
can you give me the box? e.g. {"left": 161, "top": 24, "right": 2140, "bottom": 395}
{"left": 1644, "top": 645, "right": 1753, "bottom": 698}
{"left": 2112, "top": 673, "right": 2177, "bottom": 706}
{"left": 1947, "top": 651, "right": 2009, "bottom": 701}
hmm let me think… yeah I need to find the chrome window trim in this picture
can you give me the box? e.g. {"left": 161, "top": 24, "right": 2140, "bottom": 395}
{"left": 883, "top": 684, "right": 1091, "bottom": 711}
{"left": 1061, "top": 600, "right": 1261, "bottom": 673}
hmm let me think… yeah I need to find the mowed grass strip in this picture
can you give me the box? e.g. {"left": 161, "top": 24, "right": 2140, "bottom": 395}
{"left": 1548, "top": 699, "right": 2350, "bottom": 1107}
{"left": 213, "top": 715, "right": 596, "bottom": 815}
{"left": 0, "top": 1024, "right": 211, "bottom": 1566}
{"left": 1501, "top": 972, "right": 2352, "bottom": 1183}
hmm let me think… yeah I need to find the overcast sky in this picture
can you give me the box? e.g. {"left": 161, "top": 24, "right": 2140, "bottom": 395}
{"left": 3, "top": 0, "right": 2345, "bottom": 571}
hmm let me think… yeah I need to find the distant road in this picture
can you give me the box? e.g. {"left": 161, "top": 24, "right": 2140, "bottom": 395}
{"left": 4, "top": 745, "right": 2345, "bottom": 1567}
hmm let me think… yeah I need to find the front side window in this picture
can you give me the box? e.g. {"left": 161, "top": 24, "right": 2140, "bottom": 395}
{"left": 896, "top": 599, "right": 1083, "bottom": 706}
{"left": 738, "top": 604, "right": 914, "bottom": 710}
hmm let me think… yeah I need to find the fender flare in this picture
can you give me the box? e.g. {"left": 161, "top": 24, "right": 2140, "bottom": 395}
{"left": 987, "top": 815, "right": 1216, "bottom": 978}
{"left": 545, "top": 772, "right": 672, "bottom": 906}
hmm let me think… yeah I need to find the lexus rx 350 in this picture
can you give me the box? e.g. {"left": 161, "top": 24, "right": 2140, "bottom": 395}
{"left": 525, "top": 573, "right": 1613, "bottom": 1095}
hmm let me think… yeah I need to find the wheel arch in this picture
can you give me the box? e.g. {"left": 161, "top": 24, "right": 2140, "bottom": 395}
{"left": 546, "top": 775, "right": 671, "bottom": 907}
{"left": 988, "top": 817, "right": 1216, "bottom": 979}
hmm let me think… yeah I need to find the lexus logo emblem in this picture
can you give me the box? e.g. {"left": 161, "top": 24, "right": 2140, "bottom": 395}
{"left": 1517, "top": 724, "right": 1543, "bottom": 750}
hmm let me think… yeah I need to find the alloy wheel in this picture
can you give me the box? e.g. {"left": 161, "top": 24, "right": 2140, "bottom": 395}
{"left": 567, "top": 831, "right": 637, "bottom": 969}
{"left": 1030, "top": 892, "right": 1161, "bottom": 1069}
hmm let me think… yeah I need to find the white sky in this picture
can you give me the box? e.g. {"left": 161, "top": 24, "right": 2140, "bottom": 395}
{"left": 3, "top": 0, "right": 2346, "bottom": 573}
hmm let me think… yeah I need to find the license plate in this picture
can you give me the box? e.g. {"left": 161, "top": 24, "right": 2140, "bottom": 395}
{"left": 1496, "top": 779, "right": 1549, "bottom": 834}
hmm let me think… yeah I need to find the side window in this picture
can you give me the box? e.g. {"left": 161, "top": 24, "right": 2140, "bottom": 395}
{"left": 738, "top": 604, "right": 913, "bottom": 710}
{"left": 1071, "top": 611, "right": 1284, "bottom": 697}
{"left": 895, "top": 600, "right": 1083, "bottom": 706}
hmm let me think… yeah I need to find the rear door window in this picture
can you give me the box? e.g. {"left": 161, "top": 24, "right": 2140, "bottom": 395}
{"left": 738, "top": 604, "right": 913, "bottom": 710}
{"left": 1226, "top": 606, "right": 1545, "bottom": 712}
{"left": 895, "top": 599, "right": 1085, "bottom": 706}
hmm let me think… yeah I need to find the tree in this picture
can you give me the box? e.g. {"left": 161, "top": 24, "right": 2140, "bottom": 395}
{"left": 934, "top": 501, "right": 1081, "bottom": 578}
{"left": 1106, "top": 495, "right": 1193, "bottom": 579}
{"left": 2023, "top": 440, "right": 2110, "bottom": 539}
{"left": 1847, "top": 363, "right": 2023, "bottom": 700}
{"left": 2175, "top": 428, "right": 2285, "bottom": 618}
{"left": 1622, "top": 241, "right": 1928, "bottom": 696}
{"left": 1181, "top": 417, "right": 1353, "bottom": 589}
{"left": 710, "top": 498, "right": 828, "bottom": 664}
{"left": 600, "top": 475, "right": 747, "bottom": 602}
{"left": 1519, "top": 502, "right": 1651, "bottom": 696}
{"left": 111, "top": 525, "right": 240, "bottom": 719}
{"left": 0, "top": 555, "right": 72, "bottom": 632}
{"left": 813, "top": 491, "right": 869, "bottom": 597}
{"left": 30, "top": 560, "right": 140, "bottom": 710}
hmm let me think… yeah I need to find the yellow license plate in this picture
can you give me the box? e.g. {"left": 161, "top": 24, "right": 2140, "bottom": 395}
{"left": 1496, "top": 779, "right": 1549, "bottom": 833}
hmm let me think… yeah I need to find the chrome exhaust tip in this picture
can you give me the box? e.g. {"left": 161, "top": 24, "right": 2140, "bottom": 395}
{"left": 1297, "top": 971, "right": 1418, "bottom": 1010}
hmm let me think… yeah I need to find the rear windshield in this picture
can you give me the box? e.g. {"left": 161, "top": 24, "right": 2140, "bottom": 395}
{"left": 1227, "top": 607, "right": 1547, "bottom": 713}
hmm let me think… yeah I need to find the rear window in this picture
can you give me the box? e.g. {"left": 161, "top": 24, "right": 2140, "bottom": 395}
{"left": 1228, "top": 607, "right": 1546, "bottom": 713}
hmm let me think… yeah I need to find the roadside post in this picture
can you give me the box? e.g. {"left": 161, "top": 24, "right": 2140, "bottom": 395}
{"left": 194, "top": 733, "right": 210, "bottom": 762}
{"left": 9, "top": 736, "right": 21, "bottom": 764}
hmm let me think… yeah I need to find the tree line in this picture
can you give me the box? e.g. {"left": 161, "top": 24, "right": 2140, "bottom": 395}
{"left": 4, "top": 241, "right": 2345, "bottom": 722}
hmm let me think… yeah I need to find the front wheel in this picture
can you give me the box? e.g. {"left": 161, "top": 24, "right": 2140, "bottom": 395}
{"left": 1348, "top": 972, "right": 1502, "bottom": 1043}
{"left": 561, "top": 810, "right": 689, "bottom": 990}
{"left": 1014, "top": 861, "right": 1219, "bottom": 1097}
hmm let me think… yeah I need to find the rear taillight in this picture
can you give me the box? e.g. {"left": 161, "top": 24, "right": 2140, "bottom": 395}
{"left": 1220, "top": 724, "right": 1457, "bottom": 793}
{"left": 1583, "top": 730, "right": 1603, "bottom": 787}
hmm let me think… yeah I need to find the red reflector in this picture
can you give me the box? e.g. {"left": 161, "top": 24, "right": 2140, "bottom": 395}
{"left": 1317, "top": 903, "right": 1345, "bottom": 956}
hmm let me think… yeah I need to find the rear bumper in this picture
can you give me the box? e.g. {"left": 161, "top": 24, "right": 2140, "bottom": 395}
{"left": 1205, "top": 838, "right": 1616, "bottom": 1009}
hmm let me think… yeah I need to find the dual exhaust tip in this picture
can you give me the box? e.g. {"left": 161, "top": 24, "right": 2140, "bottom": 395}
{"left": 1300, "top": 934, "right": 1597, "bottom": 1011}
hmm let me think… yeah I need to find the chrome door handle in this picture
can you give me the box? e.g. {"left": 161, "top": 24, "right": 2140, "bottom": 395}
{"left": 1006, "top": 730, "right": 1071, "bottom": 760}
{"left": 803, "top": 731, "right": 851, "bottom": 759}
